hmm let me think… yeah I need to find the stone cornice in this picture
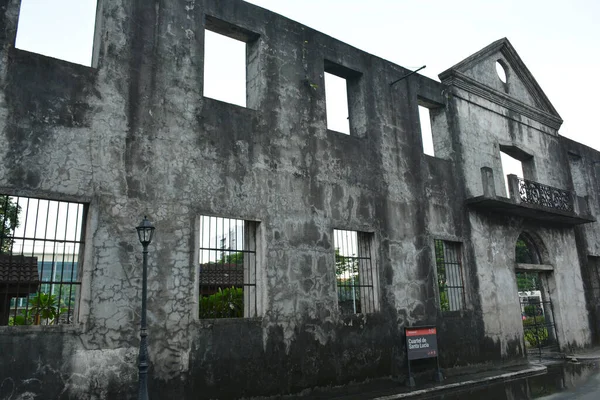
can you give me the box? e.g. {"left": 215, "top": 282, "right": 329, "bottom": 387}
{"left": 442, "top": 71, "right": 563, "bottom": 131}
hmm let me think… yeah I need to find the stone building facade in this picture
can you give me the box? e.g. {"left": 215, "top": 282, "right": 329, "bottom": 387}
{"left": 0, "top": 0, "right": 599, "bottom": 399}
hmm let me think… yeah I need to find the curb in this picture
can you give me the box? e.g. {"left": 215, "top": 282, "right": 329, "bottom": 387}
{"left": 369, "top": 365, "right": 547, "bottom": 400}
{"left": 567, "top": 354, "right": 600, "bottom": 361}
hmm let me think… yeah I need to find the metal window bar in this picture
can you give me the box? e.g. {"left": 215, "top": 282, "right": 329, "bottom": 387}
{"left": 198, "top": 216, "right": 257, "bottom": 319}
{"left": 0, "top": 194, "right": 85, "bottom": 326}
{"left": 434, "top": 239, "right": 466, "bottom": 312}
{"left": 334, "top": 229, "right": 375, "bottom": 315}
{"left": 520, "top": 297, "right": 559, "bottom": 359}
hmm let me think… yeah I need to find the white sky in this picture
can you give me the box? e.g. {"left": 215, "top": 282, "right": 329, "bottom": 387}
{"left": 13, "top": 0, "right": 600, "bottom": 152}
{"left": 15, "top": 0, "right": 97, "bottom": 66}
{"left": 500, "top": 152, "right": 524, "bottom": 196}
{"left": 198, "top": 216, "right": 245, "bottom": 263}
{"left": 243, "top": 0, "right": 600, "bottom": 152}
{"left": 324, "top": 73, "right": 351, "bottom": 134}
{"left": 10, "top": 196, "right": 84, "bottom": 256}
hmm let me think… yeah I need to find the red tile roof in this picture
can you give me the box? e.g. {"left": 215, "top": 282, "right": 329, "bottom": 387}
{"left": 0, "top": 254, "right": 40, "bottom": 295}
{"left": 199, "top": 263, "right": 244, "bottom": 287}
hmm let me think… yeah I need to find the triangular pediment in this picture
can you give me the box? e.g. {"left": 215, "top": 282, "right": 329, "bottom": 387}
{"left": 439, "top": 38, "right": 562, "bottom": 129}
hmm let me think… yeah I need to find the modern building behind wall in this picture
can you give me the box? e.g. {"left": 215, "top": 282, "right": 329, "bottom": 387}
{"left": 1, "top": 0, "right": 599, "bottom": 399}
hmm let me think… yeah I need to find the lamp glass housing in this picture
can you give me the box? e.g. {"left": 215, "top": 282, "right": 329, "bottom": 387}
{"left": 136, "top": 216, "right": 155, "bottom": 246}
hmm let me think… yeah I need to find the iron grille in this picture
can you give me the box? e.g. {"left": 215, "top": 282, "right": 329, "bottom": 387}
{"left": 517, "top": 178, "right": 574, "bottom": 212}
{"left": 0, "top": 194, "right": 86, "bottom": 326}
{"left": 198, "top": 216, "right": 257, "bottom": 319}
{"left": 434, "top": 239, "right": 466, "bottom": 312}
{"left": 520, "top": 297, "right": 559, "bottom": 358}
{"left": 333, "top": 229, "right": 376, "bottom": 315}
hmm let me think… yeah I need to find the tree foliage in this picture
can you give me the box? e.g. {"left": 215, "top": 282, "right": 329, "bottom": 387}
{"left": 335, "top": 248, "right": 362, "bottom": 313}
{"left": 335, "top": 248, "right": 357, "bottom": 278}
{"left": 434, "top": 241, "right": 450, "bottom": 311}
{"left": 515, "top": 235, "right": 541, "bottom": 264}
{"left": 515, "top": 238, "right": 532, "bottom": 264}
{"left": 199, "top": 287, "right": 243, "bottom": 319}
{"left": 516, "top": 272, "right": 539, "bottom": 292}
{"left": 220, "top": 252, "right": 244, "bottom": 264}
{"left": 523, "top": 316, "right": 549, "bottom": 347}
{"left": 0, "top": 195, "right": 20, "bottom": 254}
{"left": 8, "top": 293, "right": 67, "bottom": 325}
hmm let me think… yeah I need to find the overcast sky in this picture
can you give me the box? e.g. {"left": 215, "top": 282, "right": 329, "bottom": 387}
{"left": 14, "top": 0, "right": 600, "bottom": 153}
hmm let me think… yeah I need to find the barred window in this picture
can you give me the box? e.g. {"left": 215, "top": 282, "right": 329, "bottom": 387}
{"left": 588, "top": 256, "right": 600, "bottom": 301}
{"left": 333, "top": 229, "right": 376, "bottom": 315}
{"left": 0, "top": 195, "right": 86, "bottom": 326}
{"left": 434, "top": 239, "right": 466, "bottom": 312}
{"left": 198, "top": 216, "right": 257, "bottom": 319}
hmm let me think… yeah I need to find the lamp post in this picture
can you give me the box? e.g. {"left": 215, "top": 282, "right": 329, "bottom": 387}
{"left": 136, "top": 216, "right": 155, "bottom": 400}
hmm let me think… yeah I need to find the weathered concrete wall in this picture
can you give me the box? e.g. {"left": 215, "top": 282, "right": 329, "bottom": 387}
{"left": 0, "top": 0, "right": 599, "bottom": 399}
{"left": 560, "top": 137, "right": 600, "bottom": 344}
{"left": 440, "top": 40, "right": 594, "bottom": 355}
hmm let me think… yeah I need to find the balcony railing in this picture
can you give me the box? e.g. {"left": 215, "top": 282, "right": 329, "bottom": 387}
{"left": 465, "top": 168, "right": 595, "bottom": 226}
{"left": 513, "top": 177, "right": 574, "bottom": 213}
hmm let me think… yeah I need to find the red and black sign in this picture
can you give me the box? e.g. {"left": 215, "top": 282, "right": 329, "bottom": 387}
{"left": 405, "top": 327, "right": 438, "bottom": 360}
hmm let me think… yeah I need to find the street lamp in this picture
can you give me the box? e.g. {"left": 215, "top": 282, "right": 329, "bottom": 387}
{"left": 136, "top": 216, "right": 155, "bottom": 400}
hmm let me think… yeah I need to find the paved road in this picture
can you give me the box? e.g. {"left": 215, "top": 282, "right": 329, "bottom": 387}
{"left": 538, "top": 369, "right": 600, "bottom": 400}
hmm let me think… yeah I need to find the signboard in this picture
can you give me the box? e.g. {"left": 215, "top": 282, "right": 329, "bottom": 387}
{"left": 405, "top": 327, "right": 438, "bottom": 360}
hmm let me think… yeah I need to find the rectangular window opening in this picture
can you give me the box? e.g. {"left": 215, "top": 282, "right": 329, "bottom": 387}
{"left": 333, "top": 229, "right": 376, "bottom": 315}
{"left": 0, "top": 194, "right": 87, "bottom": 326}
{"left": 500, "top": 150, "right": 525, "bottom": 197}
{"left": 15, "top": 0, "right": 99, "bottom": 67}
{"left": 434, "top": 239, "right": 466, "bottom": 312}
{"left": 418, "top": 105, "right": 435, "bottom": 156}
{"left": 325, "top": 72, "right": 351, "bottom": 135}
{"left": 198, "top": 215, "right": 257, "bottom": 319}
{"left": 203, "top": 30, "right": 247, "bottom": 107}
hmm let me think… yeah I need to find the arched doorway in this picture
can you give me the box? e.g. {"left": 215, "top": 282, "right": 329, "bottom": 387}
{"left": 514, "top": 232, "right": 559, "bottom": 357}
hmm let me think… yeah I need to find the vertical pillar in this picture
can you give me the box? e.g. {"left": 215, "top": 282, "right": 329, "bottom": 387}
{"left": 0, "top": 0, "right": 20, "bottom": 48}
{"left": 481, "top": 167, "right": 496, "bottom": 198}
{"left": 507, "top": 174, "right": 521, "bottom": 203}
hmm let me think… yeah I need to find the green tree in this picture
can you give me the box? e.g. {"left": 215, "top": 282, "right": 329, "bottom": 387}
{"left": 199, "top": 287, "right": 243, "bottom": 319}
{"left": 0, "top": 195, "right": 20, "bottom": 254}
{"left": 515, "top": 238, "right": 531, "bottom": 264}
{"left": 8, "top": 292, "right": 67, "bottom": 325}
{"left": 516, "top": 272, "right": 539, "bottom": 291}
{"left": 435, "top": 240, "right": 450, "bottom": 311}
{"left": 335, "top": 249, "right": 357, "bottom": 277}
{"left": 220, "top": 252, "right": 244, "bottom": 264}
{"left": 335, "top": 249, "right": 361, "bottom": 313}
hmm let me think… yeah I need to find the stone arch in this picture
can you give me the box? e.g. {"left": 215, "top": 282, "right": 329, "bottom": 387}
{"left": 515, "top": 231, "right": 548, "bottom": 265}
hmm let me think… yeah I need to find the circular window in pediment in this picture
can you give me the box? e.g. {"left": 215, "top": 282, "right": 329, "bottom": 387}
{"left": 496, "top": 60, "right": 508, "bottom": 83}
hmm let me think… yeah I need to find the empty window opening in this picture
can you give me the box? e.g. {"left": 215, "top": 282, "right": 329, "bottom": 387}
{"left": 500, "top": 150, "right": 524, "bottom": 196}
{"left": 198, "top": 215, "right": 257, "bottom": 319}
{"left": 0, "top": 194, "right": 87, "bottom": 326}
{"left": 434, "top": 239, "right": 466, "bottom": 312}
{"left": 333, "top": 229, "right": 376, "bottom": 315}
{"left": 203, "top": 30, "right": 247, "bottom": 107}
{"left": 325, "top": 72, "right": 350, "bottom": 134}
{"left": 496, "top": 61, "right": 507, "bottom": 83}
{"left": 419, "top": 105, "right": 434, "bottom": 156}
{"left": 15, "top": 0, "right": 98, "bottom": 66}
